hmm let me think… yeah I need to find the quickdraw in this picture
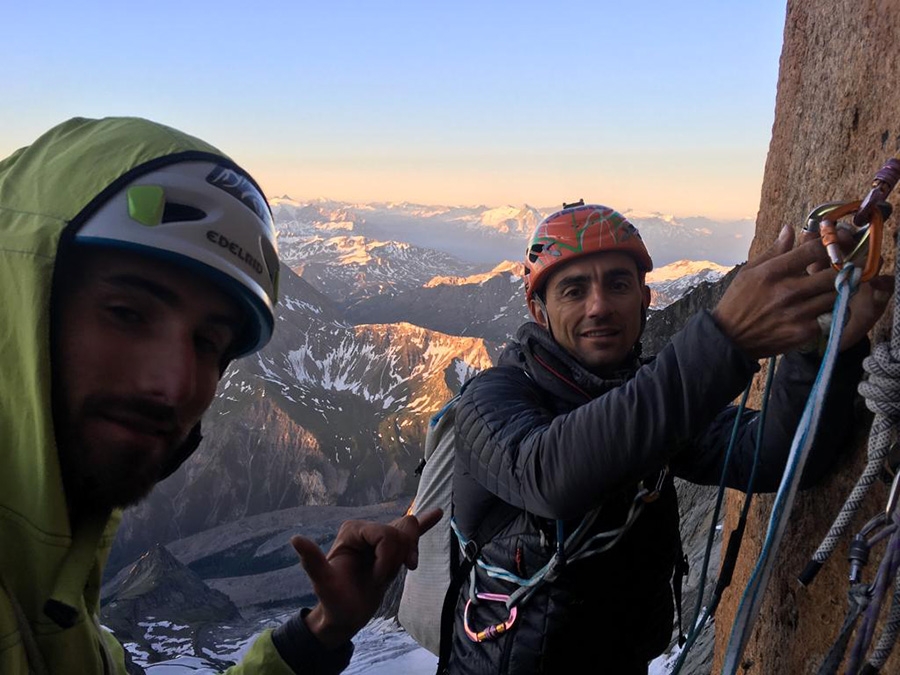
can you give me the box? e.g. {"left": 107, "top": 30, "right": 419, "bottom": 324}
{"left": 805, "top": 199, "right": 886, "bottom": 283}
{"left": 815, "top": 490, "right": 900, "bottom": 674}
{"left": 801, "top": 198, "right": 889, "bottom": 356}
{"left": 805, "top": 157, "right": 900, "bottom": 282}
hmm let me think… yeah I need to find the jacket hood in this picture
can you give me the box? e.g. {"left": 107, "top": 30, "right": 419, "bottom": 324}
{"left": 0, "top": 117, "right": 237, "bottom": 652}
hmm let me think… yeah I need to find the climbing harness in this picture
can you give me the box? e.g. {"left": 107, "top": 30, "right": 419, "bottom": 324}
{"left": 722, "top": 156, "right": 900, "bottom": 674}
{"left": 453, "top": 471, "right": 664, "bottom": 645}
{"left": 451, "top": 480, "right": 662, "bottom": 642}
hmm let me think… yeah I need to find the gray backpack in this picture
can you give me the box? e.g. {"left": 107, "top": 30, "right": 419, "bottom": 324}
{"left": 398, "top": 390, "right": 462, "bottom": 656}
{"left": 398, "top": 378, "right": 525, "bottom": 671}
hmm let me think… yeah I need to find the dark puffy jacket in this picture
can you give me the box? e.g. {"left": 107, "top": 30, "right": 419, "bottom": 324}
{"left": 448, "top": 311, "right": 867, "bottom": 674}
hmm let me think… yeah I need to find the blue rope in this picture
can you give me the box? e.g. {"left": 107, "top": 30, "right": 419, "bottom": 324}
{"left": 671, "top": 385, "right": 751, "bottom": 673}
{"left": 672, "top": 357, "right": 776, "bottom": 673}
{"left": 722, "top": 264, "right": 862, "bottom": 675}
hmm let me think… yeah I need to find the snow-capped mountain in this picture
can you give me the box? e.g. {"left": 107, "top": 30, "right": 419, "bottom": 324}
{"left": 425, "top": 260, "right": 521, "bottom": 287}
{"left": 271, "top": 202, "right": 739, "bottom": 334}
{"left": 109, "top": 264, "right": 496, "bottom": 572}
{"left": 332, "top": 248, "right": 732, "bottom": 343}
{"left": 270, "top": 197, "right": 542, "bottom": 264}
{"left": 276, "top": 233, "right": 492, "bottom": 304}
{"left": 647, "top": 260, "right": 732, "bottom": 308}
{"left": 346, "top": 264, "right": 528, "bottom": 344}
{"left": 270, "top": 197, "right": 754, "bottom": 267}
{"left": 621, "top": 209, "right": 753, "bottom": 268}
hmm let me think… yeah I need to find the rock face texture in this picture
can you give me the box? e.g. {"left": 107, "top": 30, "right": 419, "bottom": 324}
{"left": 713, "top": 2, "right": 900, "bottom": 673}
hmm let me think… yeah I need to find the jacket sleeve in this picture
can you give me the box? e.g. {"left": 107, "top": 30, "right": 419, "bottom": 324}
{"left": 455, "top": 311, "right": 761, "bottom": 521}
{"left": 221, "top": 611, "right": 354, "bottom": 674}
{"left": 102, "top": 624, "right": 301, "bottom": 675}
{"left": 670, "top": 334, "right": 869, "bottom": 492}
{"left": 220, "top": 629, "right": 299, "bottom": 674}
{"left": 104, "top": 612, "right": 351, "bottom": 675}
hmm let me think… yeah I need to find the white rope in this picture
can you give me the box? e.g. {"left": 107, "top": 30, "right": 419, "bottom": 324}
{"left": 807, "top": 254, "right": 900, "bottom": 571}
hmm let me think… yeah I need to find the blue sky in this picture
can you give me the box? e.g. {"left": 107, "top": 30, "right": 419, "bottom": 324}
{"left": 2, "top": 1, "right": 786, "bottom": 218}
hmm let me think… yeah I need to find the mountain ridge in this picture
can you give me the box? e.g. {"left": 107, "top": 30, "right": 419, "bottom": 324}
{"left": 270, "top": 197, "right": 753, "bottom": 266}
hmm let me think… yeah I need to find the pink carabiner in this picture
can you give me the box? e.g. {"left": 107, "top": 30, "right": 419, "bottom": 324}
{"left": 463, "top": 592, "right": 518, "bottom": 643}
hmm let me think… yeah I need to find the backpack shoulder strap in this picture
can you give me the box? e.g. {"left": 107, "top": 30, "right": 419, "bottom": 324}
{"left": 434, "top": 372, "right": 520, "bottom": 673}
{"left": 435, "top": 525, "right": 472, "bottom": 675}
{"left": 435, "top": 506, "right": 520, "bottom": 673}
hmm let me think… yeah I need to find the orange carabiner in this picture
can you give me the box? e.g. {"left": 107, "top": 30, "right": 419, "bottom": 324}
{"left": 805, "top": 199, "right": 883, "bottom": 282}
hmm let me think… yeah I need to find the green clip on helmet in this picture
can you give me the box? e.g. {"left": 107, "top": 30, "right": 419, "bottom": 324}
{"left": 74, "top": 160, "right": 280, "bottom": 358}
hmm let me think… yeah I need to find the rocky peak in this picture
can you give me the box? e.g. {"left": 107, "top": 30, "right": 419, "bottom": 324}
{"left": 101, "top": 543, "right": 241, "bottom": 646}
{"left": 424, "top": 260, "right": 522, "bottom": 287}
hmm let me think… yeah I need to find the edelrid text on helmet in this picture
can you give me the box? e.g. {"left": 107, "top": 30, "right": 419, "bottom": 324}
{"left": 74, "top": 160, "right": 279, "bottom": 358}
{"left": 523, "top": 203, "right": 653, "bottom": 311}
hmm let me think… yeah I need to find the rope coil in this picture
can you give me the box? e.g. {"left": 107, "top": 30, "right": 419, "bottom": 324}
{"left": 803, "top": 250, "right": 900, "bottom": 578}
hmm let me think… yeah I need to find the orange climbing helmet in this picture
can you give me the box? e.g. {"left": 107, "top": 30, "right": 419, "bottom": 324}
{"left": 523, "top": 201, "right": 653, "bottom": 306}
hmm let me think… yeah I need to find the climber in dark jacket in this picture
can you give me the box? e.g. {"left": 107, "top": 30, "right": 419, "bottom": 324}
{"left": 448, "top": 202, "right": 894, "bottom": 674}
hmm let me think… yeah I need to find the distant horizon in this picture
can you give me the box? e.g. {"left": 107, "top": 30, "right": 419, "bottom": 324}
{"left": 3, "top": 2, "right": 786, "bottom": 222}
{"left": 271, "top": 195, "right": 754, "bottom": 268}
{"left": 268, "top": 194, "right": 758, "bottom": 222}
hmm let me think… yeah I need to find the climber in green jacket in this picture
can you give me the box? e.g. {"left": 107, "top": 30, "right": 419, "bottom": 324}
{"left": 0, "top": 116, "right": 440, "bottom": 674}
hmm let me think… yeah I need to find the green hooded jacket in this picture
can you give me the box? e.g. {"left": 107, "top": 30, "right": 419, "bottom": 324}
{"left": 0, "top": 117, "right": 295, "bottom": 674}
